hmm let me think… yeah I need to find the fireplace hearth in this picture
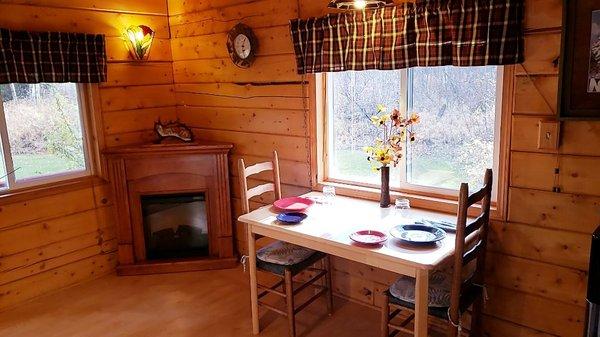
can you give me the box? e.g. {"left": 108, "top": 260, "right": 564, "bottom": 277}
{"left": 104, "top": 142, "right": 236, "bottom": 275}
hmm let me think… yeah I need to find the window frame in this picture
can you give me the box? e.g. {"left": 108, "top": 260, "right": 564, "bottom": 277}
{"left": 0, "top": 83, "right": 93, "bottom": 193}
{"left": 310, "top": 66, "right": 514, "bottom": 220}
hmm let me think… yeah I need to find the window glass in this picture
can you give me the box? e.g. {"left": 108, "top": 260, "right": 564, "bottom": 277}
{"left": 0, "top": 83, "right": 86, "bottom": 183}
{"left": 326, "top": 66, "right": 500, "bottom": 195}
{"left": 327, "top": 70, "right": 402, "bottom": 186}
{"left": 407, "top": 66, "right": 499, "bottom": 190}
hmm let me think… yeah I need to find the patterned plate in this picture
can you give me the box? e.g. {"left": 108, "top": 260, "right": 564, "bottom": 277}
{"left": 390, "top": 224, "right": 446, "bottom": 245}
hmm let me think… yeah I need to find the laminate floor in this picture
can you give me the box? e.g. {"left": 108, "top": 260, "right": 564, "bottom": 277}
{"left": 0, "top": 267, "right": 383, "bottom": 337}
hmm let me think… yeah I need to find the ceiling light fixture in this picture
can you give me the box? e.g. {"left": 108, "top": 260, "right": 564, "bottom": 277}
{"left": 327, "top": 0, "right": 394, "bottom": 10}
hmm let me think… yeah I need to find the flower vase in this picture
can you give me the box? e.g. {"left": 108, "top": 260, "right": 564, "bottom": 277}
{"left": 380, "top": 166, "right": 391, "bottom": 208}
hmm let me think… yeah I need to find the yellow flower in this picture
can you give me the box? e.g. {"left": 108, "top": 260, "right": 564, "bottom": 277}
{"left": 376, "top": 104, "right": 387, "bottom": 113}
{"left": 380, "top": 114, "right": 391, "bottom": 124}
{"left": 410, "top": 113, "right": 421, "bottom": 124}
{"left": 374, "top": 148, "right": 393, "bottom": 165}
{"left": 370, "top": 116, "right": 380, "bottom": 125}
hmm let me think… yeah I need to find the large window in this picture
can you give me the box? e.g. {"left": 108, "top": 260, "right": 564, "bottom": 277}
{"left": 325, "top": 66, "right": 502, "bottom": 198}
{"left": 0, "top": 83, "right": 89, "bottom": 191}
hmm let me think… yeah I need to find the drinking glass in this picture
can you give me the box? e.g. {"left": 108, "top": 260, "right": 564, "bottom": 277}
{"left": 395, "top": 198, "right": 411, "bottom": 218}
{"left": 323, "top": 186, "right": 336, "bottom": 204}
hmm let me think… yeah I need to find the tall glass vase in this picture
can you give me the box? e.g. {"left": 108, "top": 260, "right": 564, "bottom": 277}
{"left": 380, "top": 166, "right": 391, "bottom": 208}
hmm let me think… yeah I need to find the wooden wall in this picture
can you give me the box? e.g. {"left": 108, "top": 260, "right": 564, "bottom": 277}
{"left": 0, "top": 1, "right": 595, "bottom": 335}
{"left": 168, "top": 0, "right": 596, "bottom": 336}
{"left": 0, "top": 0, "right": 175, "bottom": 310}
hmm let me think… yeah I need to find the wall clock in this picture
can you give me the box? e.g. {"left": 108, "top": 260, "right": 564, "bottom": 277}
{"left": 226, "top": 23, "right": 258, "bottom": 69}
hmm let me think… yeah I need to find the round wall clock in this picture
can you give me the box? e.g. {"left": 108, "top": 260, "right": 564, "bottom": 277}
{"left": 226, "top": 23, "right": 258, "bottom": 69}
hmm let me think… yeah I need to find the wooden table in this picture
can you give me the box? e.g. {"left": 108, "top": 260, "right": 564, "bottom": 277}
{"left": 238, "top": 192, "right": 459, "bottom": 337}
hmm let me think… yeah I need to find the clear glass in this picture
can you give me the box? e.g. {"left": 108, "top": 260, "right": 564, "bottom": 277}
{"left": 323, "top": 185, "right": 336, "bottom": 204}
{"left": 394, "top": 198, "right": 411, "bottom": 218}
{"left": 0, "top": 83, "right": 86, "bottom": 181}
{"left": 327, "top": 71, "right": 402, "bottom": 187}
{"left": 406, "top": 66, "right": 498, "bottom": 190}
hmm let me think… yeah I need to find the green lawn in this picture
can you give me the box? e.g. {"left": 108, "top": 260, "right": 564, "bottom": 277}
{"left": 12, "top": 154, "right": 83, "bottom": 180}
{"left": 331, "top": 149, "right": 464, "bottom": 189}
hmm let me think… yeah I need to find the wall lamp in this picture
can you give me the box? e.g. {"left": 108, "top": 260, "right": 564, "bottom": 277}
{"left": 123, "top": 25, "right": 155, "bottom": 61}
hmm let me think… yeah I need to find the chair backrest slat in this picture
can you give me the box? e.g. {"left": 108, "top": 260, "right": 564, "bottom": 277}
{"left": 462, "top": 240, "right": 484, "bottom": 265}
{"left": 465, "top": 214, "right": 486, "bottom": 237}
{"left": 448, "top": 169, "right": 493, "bottom": 324}
{"left": 244, "top": 161, "right": 274, "bottom": 178}
{"left": 467, "top": 187, "right": 488, "bottom": 207}
{"left": 238, "top": 151, "right": 282, "bottom": 215}
{"left": 246, "top": 183, "right": 276, "bottom": 200}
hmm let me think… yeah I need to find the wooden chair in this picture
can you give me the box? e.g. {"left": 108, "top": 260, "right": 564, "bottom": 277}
{"left": 239, "top": 151, "right": 334, "bottom": 337}
{"left": 381, "top": 169, "right": 493, "bottom": 337}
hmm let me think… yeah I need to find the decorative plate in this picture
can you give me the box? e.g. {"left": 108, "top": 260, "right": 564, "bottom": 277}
{"left": 273, "top": 197, "right": 315, "bottom": 212}
{"left": 349, "top": 230, "right": 388, "bottom": 245}
{"left": 390, "top": 224, "right": 446, "bottom": 245}
{"left": 276, "top": 212, "right": 308, "bottom": 224}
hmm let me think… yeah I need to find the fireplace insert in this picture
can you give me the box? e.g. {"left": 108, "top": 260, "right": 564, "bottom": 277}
{"left": 141, "top": 193, "right": 209, "bottom": 260}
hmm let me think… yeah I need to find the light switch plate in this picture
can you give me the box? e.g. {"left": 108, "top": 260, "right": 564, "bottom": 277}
{"left": 538, "top": 120, "right": 560, "bottom": 150}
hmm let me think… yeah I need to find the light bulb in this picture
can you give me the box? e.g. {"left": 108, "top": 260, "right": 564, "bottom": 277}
{"left": 354, "top": 0, "right": 367, "bottom": 9}
{"left": 135, "top": 30, "right": 145, "bottom": 41}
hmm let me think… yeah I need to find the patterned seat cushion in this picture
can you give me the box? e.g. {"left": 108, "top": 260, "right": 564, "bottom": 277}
{"left": 389, "top": 270, "right": 452, "bottom": 308}
{"left": 256, "top": 241, "right": 316, "bottom": 266}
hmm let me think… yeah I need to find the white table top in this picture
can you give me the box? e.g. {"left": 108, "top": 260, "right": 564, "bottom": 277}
{"left": 238, "top": 192, "right": 460, "bottom": 274}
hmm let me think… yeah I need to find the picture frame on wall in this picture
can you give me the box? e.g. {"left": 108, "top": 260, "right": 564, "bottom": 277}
{"left": 559, "top": 0, "right": 600, "bottom": 119}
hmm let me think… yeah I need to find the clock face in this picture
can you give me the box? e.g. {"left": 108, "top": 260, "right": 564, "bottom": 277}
{"left": 227, "top": 23, "right": 257, "bottom": 69}
{"left": 234, "top": 34, "right": 251, "bottom": 59}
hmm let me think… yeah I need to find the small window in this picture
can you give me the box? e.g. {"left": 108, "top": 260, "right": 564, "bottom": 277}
{"left": 325, "top": 66, "right": 502, "bottom": 199}
{"left": 0, "top": 83, "right": 90, "bottom": 191}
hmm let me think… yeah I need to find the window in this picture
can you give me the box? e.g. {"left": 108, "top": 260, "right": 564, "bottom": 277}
{"left": 0, "top": 83, "right": 90, "bottom": 191}
{"left": 324, "top": 66, "right": 502, "bottom": 199}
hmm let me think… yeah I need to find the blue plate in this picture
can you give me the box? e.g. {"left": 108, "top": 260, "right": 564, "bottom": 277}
{"left": 389, "top": 224, "right": 446, "bottom": 245}
{"left": 276, "top": 212, "right": 308, "bottom": 224}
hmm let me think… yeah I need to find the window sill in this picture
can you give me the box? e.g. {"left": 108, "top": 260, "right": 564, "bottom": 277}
{"left": 314, "top": 180, "right": 503, "bottom": 221}
{"left": 0, "top": 175, "right": 107, "bottom": 205}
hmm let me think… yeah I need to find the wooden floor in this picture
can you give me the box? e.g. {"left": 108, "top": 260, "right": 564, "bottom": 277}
{"left": 0, "top": 267, "right": 384, "bottom": 337}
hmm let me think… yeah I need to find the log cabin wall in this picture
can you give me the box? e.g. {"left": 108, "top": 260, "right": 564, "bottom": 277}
{"left": 0, "top": 0, "right": 595, "bottom": 335}
{"left": 0, "top": 0, "right": 175, "bottom": 310}
{"left": 169, "top": 0, "right": 595, "bottom": 336}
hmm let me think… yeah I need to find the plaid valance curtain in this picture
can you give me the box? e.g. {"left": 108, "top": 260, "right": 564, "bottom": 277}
{"left": 0, "top": 28, "right": 107, "bottom": 83}
{"left": 290, "top": 0, "right": 524, "bottom": 74}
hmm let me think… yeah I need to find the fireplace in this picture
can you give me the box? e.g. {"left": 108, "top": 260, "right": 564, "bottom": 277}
{"left": 104, "top": 142, "right": 236, "bottom": 275}
{"left": 142, "top": 193, "right": 209, "bottom": 260}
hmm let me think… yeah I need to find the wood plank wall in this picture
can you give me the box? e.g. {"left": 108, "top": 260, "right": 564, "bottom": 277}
{"left": 0, "top": 0, "right": 175, "bottom": 310}
{"left": 169, "top": 0, "right": 595, "bottom": 336}
{"left": 0, "top": 1, "right": 595, "bottom": 335}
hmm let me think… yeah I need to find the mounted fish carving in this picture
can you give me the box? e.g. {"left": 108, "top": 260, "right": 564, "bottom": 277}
{"left": 154, "top": 119, "right": 194, "bottom": 143}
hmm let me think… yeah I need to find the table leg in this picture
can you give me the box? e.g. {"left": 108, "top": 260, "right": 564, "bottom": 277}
{"left": 414, "top": 269, "right": 429, "bottom": 337}
{"left": 247, "top": 225, "right": 260, "bottom": 335}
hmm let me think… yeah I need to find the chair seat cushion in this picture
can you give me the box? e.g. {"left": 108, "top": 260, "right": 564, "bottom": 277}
{"left": 389, "top": 270, "right": 452, "bottom": 308}
{"left": 257, "top": 241, "right": 316, "bottom": 266}
{"left": 256, "top": 241, "right": 326, "bottom": 276}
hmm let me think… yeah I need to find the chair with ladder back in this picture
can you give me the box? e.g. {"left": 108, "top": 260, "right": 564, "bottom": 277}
{"left": 381, "top": 169, "right": 493, "bottom": 337}
{"left": 239, "top": 150, "right": 333, "bottom": 337}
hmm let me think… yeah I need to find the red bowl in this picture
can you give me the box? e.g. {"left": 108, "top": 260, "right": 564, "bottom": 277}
{"left": 273, "top": 197, "right": 315, "bottom": 212}
{"left": 349, "top": 230, "right": 388, "bottom": 245}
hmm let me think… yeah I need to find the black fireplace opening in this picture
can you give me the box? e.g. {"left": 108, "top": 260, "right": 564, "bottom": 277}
{"left": 141, "top": 193, "right": 209, "bottom": 260}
